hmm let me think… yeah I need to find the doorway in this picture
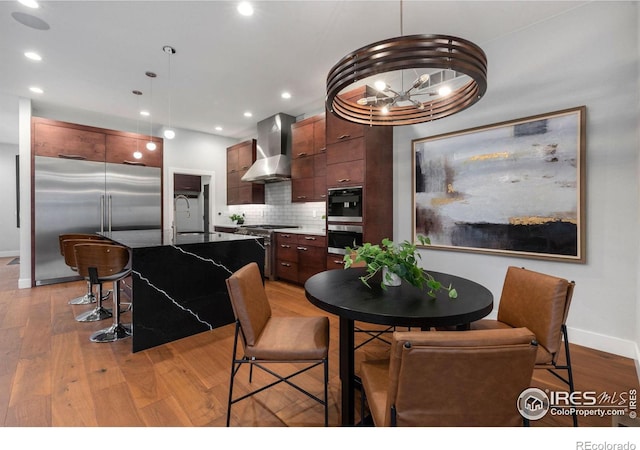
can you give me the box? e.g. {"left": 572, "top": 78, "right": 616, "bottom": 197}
{"left": 167, "top": 167, "right": 215, "bottom": 234}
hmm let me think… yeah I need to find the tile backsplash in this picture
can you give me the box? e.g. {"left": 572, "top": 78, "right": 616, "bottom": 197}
{"left": 224, "top": 180, "right": 326, "bottom": 228}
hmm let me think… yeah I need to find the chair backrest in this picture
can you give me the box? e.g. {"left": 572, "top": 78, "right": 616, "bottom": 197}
{"left": 225, "top": 262, "right": 272, "bottom": 349}
{"left": 62, "top": 238, "right": 106, "bottom": 269}
{"left": 497, "top": 266, "right": 574, "bottom": 358}
{"left": 384, "top": 328, "right": 537, "bottom": 426}
{"left": 59, "top": 233, "right": 105, "bottom": 256}
{"left": 73, "top": 243, "right": 130, "bottom": 281}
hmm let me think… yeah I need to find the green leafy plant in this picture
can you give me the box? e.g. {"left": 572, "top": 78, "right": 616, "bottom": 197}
{"left": 229, "top": 213, "right": 245, "bottom": 224}
{"left": 344, "top": 236, "right": 457, "bottom": 298}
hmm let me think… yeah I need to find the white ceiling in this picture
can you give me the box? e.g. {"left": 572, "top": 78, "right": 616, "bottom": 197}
{"left": 0, "top": 0, "right": 589, "bottom": 145}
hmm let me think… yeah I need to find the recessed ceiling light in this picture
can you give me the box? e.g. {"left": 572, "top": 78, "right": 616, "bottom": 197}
{"left": 18, "top": 0, "right": 40, "bottom": 9}
{"left": 281, "top": 92, "right": 292, "bottom": 100}
{"left": 244, "top": 112, "right": 252, "bottom": 118}
{"left": 215, "top": 126, "right": 223, "bottom": 131}
{"left": 29, "top": 86, "right": 43, "bottom": 94}
{"left": 24, "top": 51, "right": 41, "bottom": 61}
{"left": 140, "top": 110, "right": 150, "bottom": 116}
{"left": 237, "top": 2, "right": 254, "bottom": 16}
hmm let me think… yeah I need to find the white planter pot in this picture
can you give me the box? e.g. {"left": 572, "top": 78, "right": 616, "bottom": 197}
{"left": 382, "top": 267, "right": 402, "bottom": 287}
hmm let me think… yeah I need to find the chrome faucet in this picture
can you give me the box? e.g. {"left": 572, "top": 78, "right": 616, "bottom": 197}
{"left": 172, "top": 194, "right": 191, "bottom": 238}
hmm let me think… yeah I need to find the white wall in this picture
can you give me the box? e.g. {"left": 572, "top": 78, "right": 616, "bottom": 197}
{"left": 0, "top": 143, "right": 20, "bottom": 257}
{"left": 394, "top": 2, "right": 639, "bottom": 358}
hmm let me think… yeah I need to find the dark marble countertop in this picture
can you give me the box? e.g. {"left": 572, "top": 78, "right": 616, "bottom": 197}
{"left": 99, "top": 229, "right": 261, "bottom": 249}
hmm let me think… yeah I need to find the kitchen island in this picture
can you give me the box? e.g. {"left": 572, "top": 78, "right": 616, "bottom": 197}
{"left": 99, "top": 229, "right": 264, "bottom": 352}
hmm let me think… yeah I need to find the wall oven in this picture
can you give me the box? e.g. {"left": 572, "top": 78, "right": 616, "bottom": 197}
{"left": 327, "top": 224, "right": 363, "bottom": 255}
{"left": 327, "top": 186, "right": 362, "bottom": 223}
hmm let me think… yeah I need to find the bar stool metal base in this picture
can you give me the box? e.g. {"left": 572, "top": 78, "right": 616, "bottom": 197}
{"left": 75, "top": 306, "right": 112, "bottom": 322}
{"left": 68, "top": 292, "right": 96, "bottom": 305}
{"left": 90, "top": 323, "right": 132, "bottom": 343}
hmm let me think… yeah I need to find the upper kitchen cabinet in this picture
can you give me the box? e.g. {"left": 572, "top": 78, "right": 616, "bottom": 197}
{"left": 291, "top": 114, "right": 327, "bottom": 202}
{"left": 32, "top": 117, "right": 164, "bottom": 167}
{"left": 32, "top": 117, "right": 106, "bottom": 162}
{"left": 226, "top": 139, "right": 265, "bottom": 205}
{"left": 105, "top": 134, "right": 163, "bottom": 167}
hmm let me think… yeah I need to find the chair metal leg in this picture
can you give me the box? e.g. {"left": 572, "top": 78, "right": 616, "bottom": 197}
{"left": 68, "top": 280, "right": 96, "bottom": 305}
{"left": 545, "top": 325, "right": 578, "bottom": 427}
{"left": 226, "top": 321, "right": 242, "bottom": 427}
{"left": 90, "top": 279, "right": 132, "bottom": 342}
{"left": 75, "top": 281, "right": 112, "bottom": 322}
{"left": 324, "top": 357, "right": 329, "bottom": 427}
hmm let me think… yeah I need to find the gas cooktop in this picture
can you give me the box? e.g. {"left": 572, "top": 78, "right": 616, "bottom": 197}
{"left": 239, "top": 224, "right": 298, "bottom": 230}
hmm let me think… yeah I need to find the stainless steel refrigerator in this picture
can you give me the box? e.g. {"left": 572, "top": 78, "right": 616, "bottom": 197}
{"left": 34, "top": 156, "right": 161, "bottom": 285}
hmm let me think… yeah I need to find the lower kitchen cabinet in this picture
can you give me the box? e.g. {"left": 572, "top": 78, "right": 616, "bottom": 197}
{"left": 275, "top": 232, "right": 326, "bottom": 284}
{"left": 326, "top": 253, "right": 347, "bottom": 271}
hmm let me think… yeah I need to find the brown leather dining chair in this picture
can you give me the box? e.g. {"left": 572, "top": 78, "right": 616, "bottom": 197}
{"left": 225, "top": 262, "right": 330, "bottom": 426}
{"left": 470, "top": 266, "right": 577, "bottom": 426}
{"left": 359, "top": 328, "right": 538, "bottom": 426}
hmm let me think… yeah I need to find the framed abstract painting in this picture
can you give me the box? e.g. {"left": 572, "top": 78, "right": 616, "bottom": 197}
{"left": 412, "top": 106, "right": 586, "bottom": 262}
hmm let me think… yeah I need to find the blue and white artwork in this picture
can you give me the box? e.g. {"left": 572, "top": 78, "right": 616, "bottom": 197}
{"left": 413, "top": 107, "right": 585, "bottom": 262}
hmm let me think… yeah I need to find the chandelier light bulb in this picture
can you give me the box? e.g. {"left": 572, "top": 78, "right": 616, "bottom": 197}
{"left": 237, "top": 1, "right": 254, "bottom": 16}
{"left": 374, "top": 80, "right": 387, "bottom": 92}
{"left": 381, "top": 105, "right": 389, "bottom": 114}
{"left": 439, "top": 86, "right": 452, "bottom": 96}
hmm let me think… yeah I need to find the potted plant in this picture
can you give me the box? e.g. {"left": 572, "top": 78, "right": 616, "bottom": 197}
{"left": 344, "top": 236, "right": 457, "bottom": 298}
{"left": 229, "top": 213, "right": 245, "bottom": 225}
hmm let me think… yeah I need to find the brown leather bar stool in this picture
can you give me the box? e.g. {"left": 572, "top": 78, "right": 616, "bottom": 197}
{"left": 74, "top": 243, "right": 132, "bottom": 343}
{"left": 62, "top": 239, "right": 113, "bottom": 322}
{"left": 59, "top": 233, "right": 107, "bottom": 305}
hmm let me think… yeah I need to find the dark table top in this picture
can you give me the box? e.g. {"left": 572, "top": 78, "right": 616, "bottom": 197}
{"left": 98, "top": 229, "right": 261, "bottom": 249}
{"left": 304, "top": 268, "right": 494, "bottom": 328}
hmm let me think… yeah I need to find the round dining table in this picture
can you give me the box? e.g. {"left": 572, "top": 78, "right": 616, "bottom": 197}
{"left": 304, "top": 267, "right": 494, "bottom": 426}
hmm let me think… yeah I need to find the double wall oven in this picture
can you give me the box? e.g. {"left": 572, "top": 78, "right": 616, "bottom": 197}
{"left": 327, "top": 187, "right": 363, "bottom": 256}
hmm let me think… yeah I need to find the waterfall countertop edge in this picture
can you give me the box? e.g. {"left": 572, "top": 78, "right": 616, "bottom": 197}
{"left": 98, "top": 229, "right": 263, "bottom": 248}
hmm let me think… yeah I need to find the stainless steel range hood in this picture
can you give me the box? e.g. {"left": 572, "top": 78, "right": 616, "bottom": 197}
{"left": 241, "top": 113, "right": 296, "bottom": 183}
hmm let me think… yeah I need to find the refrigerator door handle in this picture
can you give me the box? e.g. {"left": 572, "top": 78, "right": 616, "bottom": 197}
{"left": 108, "top": 195, "right": 113, "bottom": 232}
{"left": 100, "top": 195, "right": 105, "bottom": 233}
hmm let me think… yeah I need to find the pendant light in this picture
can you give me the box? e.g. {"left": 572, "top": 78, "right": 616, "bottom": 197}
{"left": 132, "top": 90, "right": 143, "bottom": 159}
{"left": 326, "top": 0, "right": 487, "bottom": 126}
{"left": 145, "top": 71, "right": 157, "bottom": 151}
{"left": 163, "top": 45, "right": 176, "bottom": 140}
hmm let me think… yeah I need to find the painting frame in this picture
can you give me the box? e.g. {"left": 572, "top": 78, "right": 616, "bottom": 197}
{"left": 412, "top": 106, "right": 586, "bottom": 263}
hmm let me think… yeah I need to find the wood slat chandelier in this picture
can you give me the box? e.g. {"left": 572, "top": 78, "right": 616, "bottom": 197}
{"left": 326, "top": 4, "right": 487, "bottom": 126}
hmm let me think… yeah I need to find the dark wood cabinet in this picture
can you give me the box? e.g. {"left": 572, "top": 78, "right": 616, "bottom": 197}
{"left": 174, "top": 173, "right": 201, "bottom": 191}
{"left": 325, "top": 85, "right": 393, "bottom": 248}
{"left": 275, "top": 232, "right": 326, "bottom": 284}
{"left": 32, "top": 117, "right": 163, "bottom": 167}
{"left": 106, "top": 134, "right": 163, "bottom": 167}
{"left": 32, "top": 118, "right": 106, "bottom": 162}
{"left": 291, "top": 114, "right": 327, "bottom": 202}
{"left": 226, "top": 139, "right": 264, "bottom": 205}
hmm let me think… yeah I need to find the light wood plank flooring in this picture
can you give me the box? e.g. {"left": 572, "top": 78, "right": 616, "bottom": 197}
{"left": 0, "top": 257, "right": 638, "bottom": 427}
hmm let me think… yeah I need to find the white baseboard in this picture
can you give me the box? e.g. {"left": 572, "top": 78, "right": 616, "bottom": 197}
{"left": 18, "top": 278, "right": 31, "bottom": 289}
{"left": 568, "top": 325, "right": 638, "bottom": 360}
{"left": 0, "top": 251, "right": 19, "bottom": 258}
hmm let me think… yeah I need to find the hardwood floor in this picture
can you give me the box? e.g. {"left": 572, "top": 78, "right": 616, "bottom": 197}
{"left": 0, "top": 257, "right": 638, "bottom": 428}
